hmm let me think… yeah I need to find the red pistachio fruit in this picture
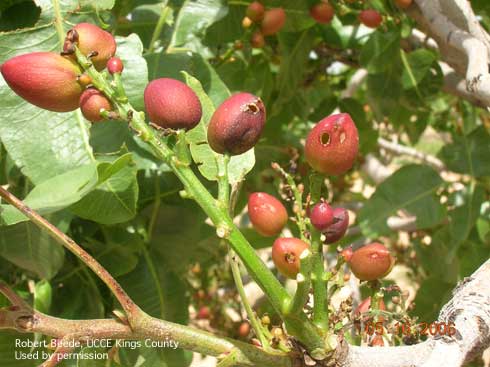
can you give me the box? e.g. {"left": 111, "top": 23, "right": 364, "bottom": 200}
{"left": 238, "top": 322, "right": 251, "bottom": 337}
{"left": 248, "top": 192, "right": 288, "bottom": 237}
{"left": 144, "top": 78, "right": 202, "bottom": 130}
{"left": 251, "top": 31, "right": 265, "bottom": 48}
{"left": 340, "top": 246, "right": 353, "bottom": 262}
{"left": 359, "top": 9, "right": 383, "bottom": 28}
{"left": 79, "top": 88, "right": 112, "bottom": 123}
{"left": 272, "top": 237, "right": 309, "bottom": 279}
{"left": 354, "top": 296, "right": 387, "bottom": 323}
{"left": 348, "top": 243, "right": 395, "bottom": 281}
{"left": 107, "top": 56, "right": 124, "bottom": 74}
{"left": 70, "top": 23, "right": 117, "bottom": 71}
{"left": 197, "top": 306, "right": 211, "bottom": 319}
{"left": 324, "top": 207, "right": 349, "bottom": 244}
{"left": 208, "top": 93, "right": 266, "bottom": 155}
{"left": 310, "top": 201, "right": 334, "bottom": 232}
{"left": 261, "top": 8, "right": 286, "bottom": 36}
{"left": 305, "top": 113, "right": 359, "bottom": 175}
{"left": 1, "top": 52, "right": 83, "bottom": 112}
{"left": 310, "top": 2, "right": 335, "bottom": 24}
{"left": 246, "top": 1, "right": 265, "bottom": 22}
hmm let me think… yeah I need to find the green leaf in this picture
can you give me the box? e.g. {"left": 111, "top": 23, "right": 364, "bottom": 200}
{"left": 34, "top": 279, "right": 52, "bottom": 314}
{"left": 0, "top": 163, "right": 98, "bottom": 225}
{"left": 360, "top": 30, "right": 401, "bottom": 74}
{"left": 116, "top": 34, "right": 149, "bottom": 110}
{"left": 80, "top": 0, "right": 115, "bottom": 11}
{"left": 401, "top": 49, "right": 437, "bottom": 90}
{"left": 168, "top": 0, "right": 227, "bottom": 54}
{"left": 358, "top": 165, "right": 445, "bottom": 237}
{"left": 0, "top": 334, "right": 43, "bottom": 366}
{"left": 70, "top": 155, "right": 139, "bottom": 224}
{"left": 439, "top": 126, "right": 490, "bottom": 178}
{"left": 0, "top": 212, "right": 68, "bottom": 279}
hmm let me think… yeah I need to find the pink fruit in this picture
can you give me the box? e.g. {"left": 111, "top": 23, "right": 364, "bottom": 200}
{"left": 324, "top": 207, "right": 350, "bottom": 244}
{"left": 1, "top": 52, "right": 83, "bottom": 112}
{"left": 272, "top": 237, "right": 309, "bottom": 279}
{"left": 248, "top": 192, "right": 288, "bottom": 236}
{"left": 207, "top": 93, "right": 266, "bottom": 155}
{"left": 348, "top": 243, "right": 395, "bottom": 281}
{"left": 251, "top": 31, "right": 265, "bottom": 48}
{"left": 107, "top": 57, "right": 124, "bottom": 74}
{"left": 69, "top": 23, "right": 117, "bottom": 71}
{"left": 79, "top": 88, "right": 112, "bottom": 122}
{"left": 310, "top": 3, "right": 335, "bottom": 24}
{"left": 305, "top": 113, "right": 359, "bottom": 175}
{"left": 310, "top": 201, "right": 334, "bottom": 232}
{"left": 359, "top": 9, "right": 383, "bottom": 28}
{"left": 144, "top": 78, "right": 202, "bottom": 130}
{"left": 261, "top": 8, "right": 286, "bottom": 36}
{"left": 246, "top": 1, "right": 265, "bottom": 22}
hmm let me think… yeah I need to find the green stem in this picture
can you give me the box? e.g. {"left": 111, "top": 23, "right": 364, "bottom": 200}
{"left": 285, "top": 249, "right": 312, "bottom": 315}
{"left": 218, "top": 154, "right": 231, "bottom": 207}
{"left": 309, "top": 174, "right": 328, "bottom": 332}
{"left": 148, "top": 2, "right": 171, "bottom": 53}
{"left": 52, "top": 0, "right": 65, "bottom": 47}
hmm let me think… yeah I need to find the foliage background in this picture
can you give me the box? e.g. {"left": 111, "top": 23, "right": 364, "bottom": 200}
{"left": 0, "top": 0, "right": 489, "bottom": 366}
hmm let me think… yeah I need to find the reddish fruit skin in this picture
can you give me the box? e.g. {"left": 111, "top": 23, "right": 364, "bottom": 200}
{"left": 324, "top": 207, "right": 349, "bottom": 244}
{"left": 144, "top": 78, "right": 202, "bottom": 130}
{"left": 248, "top": 192, "right": 288, "bottom": 237}
{"left": 272, "top": 237, "right": 309, "bottom": 279}
{"left": 305, "top": 113, "right": 359, "bottom": 175}
{"left": 107, "top": 57, "right": 124, "bottom": 74}
{"left": 197, "top": 306, "right": 211, "bottom": 319}
{"left": 71, "top": 23, "right": 117, "bottom": 71}
{"left": 251, "top": 31, "right": 265, "bottom": 48}
{"left": 238, "top": 322, "right": 251, "bottom": 337}
{"left": 79, "top": 88, "right": 112, "bottom": 122}
{"left": 341, "top": 246, "right": 353, "bottom": 262}
{"left": 310, "top": 3, "right": 335, "bottom": 24}
{"left": 359, "top": 9, "right": 383, "bottom": 28}
{"left": 261, "top": 8, "right": 286, "bottom": 36}
{"left": 395, "top": 0, "right": 412, "bottom": 9}
{"left": 348, "top": 243, "right": 395, "bottom": 281}
{"left": 310, "top": 202, "right": 334, "bottom": 231}
{"left": 1, "top": 52, "right": 83, "bottom": 112}
{"left": 246, "top": 1, "right": 265, "bottom": 22}
{"left": 354, "top": 296, "right": 387, "bottom": 323}
{"left": 207, "top": 93, "right": 266, "bottom": 155}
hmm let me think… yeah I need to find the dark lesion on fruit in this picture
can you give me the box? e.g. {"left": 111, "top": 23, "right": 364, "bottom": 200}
{"left": 320, "top": 132, "right": 330, "bottom": 145}
{"left": 285, "top": 252, "right": 296, "bottom": 264}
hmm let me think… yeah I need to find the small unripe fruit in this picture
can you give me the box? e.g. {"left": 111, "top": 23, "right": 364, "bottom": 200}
{"left": 208, "top": 93, "right": 266, "bottom": 155}
{"left": 395, "top": 0, "right": 412, "bottom": 9}
{"left": 69, "top": 23, "right": 117, "bottom": 71}
{"left": 261, "top": 8, "right": 286, "bottom": 36}
{"left": 310, "top": 3, "right": 335, "bottom": 24}
{"left": 79, "top": 88, "right": 112, "bottom": 122}
{"left": 144, "top": 78, "right": 202, "bottom": 130}
{"left": 324, "top": 208, "right": 349, "bottom": 244}
{"left": 348, "top": 243, "right": 395, "bottom": 281}
{"left": 310, "top": 202, "right": 334, "bottom": 232}
{"left": 248, "top": 192, "right": 288, "bottom": 236}
{"left": 197, "top": 306, "right": 211, "bottom": 319}
{"left": 1, "top": 52, "right": 83, "bottom": 112}
{"left": 354, "top": 296, "right": 386, "bottom": 315}
{"left": 305, "top": 113, "right": 359, "bottom": 175}
{"left": 238, "top": 322, "right": 251, "bottom": 337}
{"left": 107, "top": 56, "right": 124, "bottom": 74}
{"left": 242, "top": 16, "right": 253, "bottom": 28}
{"left": 78, "top": 74, "right": 92, "bottom": 87}
{"left": 340, "top": 246, "right": 353, "bottom": 262}
{"left": 272, "top": 237, "right": 309, "bottom": 279}
{"left": 251, "top": 31, "right": 265, "bottom": 48}
{"left": 359, "top": 9, "right": 383, "bottom": 28}
{"left": 246, "top": 1, "right": 265, "bottom": 22}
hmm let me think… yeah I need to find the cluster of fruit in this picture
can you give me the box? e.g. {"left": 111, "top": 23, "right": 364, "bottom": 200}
{"left": 242, "top": 2, "right": 286, "bottom": 48}
{"left": 247, "top": 113, "right": 394, "bottom": 282}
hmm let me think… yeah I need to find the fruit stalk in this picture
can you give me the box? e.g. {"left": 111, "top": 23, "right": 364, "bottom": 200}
{"left": 72, "top": 46, "right": 325, "bottom": 352}
{"left": 309, "top": 173, "right": 329, "bottom": 332}
{"left": 285, "top": 249, "right": 313, "bottom": 315}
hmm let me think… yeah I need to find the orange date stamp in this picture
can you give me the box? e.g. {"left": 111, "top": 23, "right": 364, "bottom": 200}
{"left": 354, "top": 321, "right": 457, "bottom": 337}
